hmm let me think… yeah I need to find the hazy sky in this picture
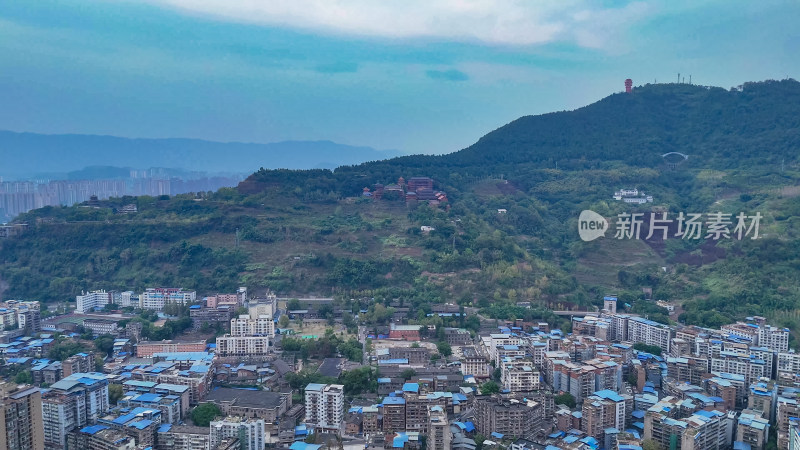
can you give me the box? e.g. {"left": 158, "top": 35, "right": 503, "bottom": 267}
{"left": 1, "top": 1, "right": 798, "bottom": 154}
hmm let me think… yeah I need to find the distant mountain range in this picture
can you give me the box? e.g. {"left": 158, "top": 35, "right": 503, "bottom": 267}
{"left": 0, "top": 130, "right": 404, "bottom": 179}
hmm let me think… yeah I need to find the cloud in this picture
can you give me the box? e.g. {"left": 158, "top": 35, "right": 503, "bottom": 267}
{"left": 142, "top": 0, "right": 654, "bottom": 48}
{"left": 315, "top": 61, "right": 359, "bottom": 74}
{"left": 426, "top": 69, "right": 469, "bottom": 82}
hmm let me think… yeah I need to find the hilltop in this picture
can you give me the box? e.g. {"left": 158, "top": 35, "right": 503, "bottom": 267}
{"left": 3, "top": 79, "right": 800, "bottom": 331}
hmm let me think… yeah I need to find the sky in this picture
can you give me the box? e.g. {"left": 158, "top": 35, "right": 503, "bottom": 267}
{"left": 0, "top": 1, "right": 798, "bottom": 155}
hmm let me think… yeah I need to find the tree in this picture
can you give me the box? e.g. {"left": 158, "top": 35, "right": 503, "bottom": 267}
{"left": 633, "top": 342, "right": 663, "bottom": 356}
{"left": 95, "top": 334, "right": 115, "bottom": 356}
{"left": 400, "top": 369, "right": 417, "bottom": 380}
{"left": 278, "top": 315, "right": 290, "bottom": 328}
{"left": 436, "top": 341, "right": 452, "bottom": 357}
{"left": 287, "top": 299, "right": 302, "bottom": 311}
{"left": 339, "top": 367, "right": 378, "bottom": 395}
{"left": 492, "top": 367, "right": 502, "bottom": 382}
{"left": 191, "top": 403, "right": 222, "bottom": 427}
{"left": 554, "top": 392, "right": 576, "bottom": 409}
{"left": 474, "top": 434, "right": 486, "bottom": 450}
{"left": 641, "top": 440, "right": 661, "bottom": 450}
{"left": 14, "top": 370, "right": 32, "bottom": 385}
{"left": 480, "top": 381, "right": 500, "bottom": 395}
{"left": 109, "top": 384, "right": 124, "bottom": 405}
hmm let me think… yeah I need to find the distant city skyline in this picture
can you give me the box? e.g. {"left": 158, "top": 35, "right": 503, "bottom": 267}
{"left": 1, "top": 1, "right": 798, "bottom": 155}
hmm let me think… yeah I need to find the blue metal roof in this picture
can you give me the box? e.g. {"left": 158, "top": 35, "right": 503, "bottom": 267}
{"left": 80, "top": 425, "right": 109, "bottom": 435}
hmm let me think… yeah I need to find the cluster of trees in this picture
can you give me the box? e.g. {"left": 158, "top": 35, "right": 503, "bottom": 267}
{"left": 191, "top": 403, "right": 222, "bottom": 427}
{"left": 281, "top": 329, "right": 363, "bottom": 362}
{"left": 633, "top": 343, "right": 663, "bottom": 356}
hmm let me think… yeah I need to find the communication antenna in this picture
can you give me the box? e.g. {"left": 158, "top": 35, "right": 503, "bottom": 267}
{"left": 678, "top": 73, "right": 680, "bottom": 83}
{"left": 235, "top": 228, "right": 240, "bottom": 249}
{"left": 689, "top": 75, "right": 692, "bottom": 85}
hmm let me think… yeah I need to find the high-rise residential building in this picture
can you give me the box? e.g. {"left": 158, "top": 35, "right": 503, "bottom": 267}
{"left": 710, "top": 351, "right": 767, "bottom": 386}
{"left": 778, "top": 395, "right": 800, "bottom": 449}
{"left": 380, "top": 397, "right": 406, "bottom": 433}
{"left": 758, "top": 325, "right": 790, "bottom": 352}
{"left": 0, "top": 383, "right": 45, "bottom": 450}
{"left": 736, "top": 410, "right": 770, "bottom": 450}
{"left": 645, "top": 403, "right": 731, "bottom": 450}
{"left": 62, "top": 353, "right": 95, "bottom": 378}
{"left": 778, "top": 350, "right": 800, "bottom": 383}
{"left": 789, "top": 418, "right": 800, "bottom": 450}
{"left": 139, "top": 288, "right": 196, "bottom": 311}
{"left": 135, "top": 340, "right": 207, "bottom": 358}
{"left": 304, "top": 384, "right": 344, "bottom": 434}
{"left": 230, "top": 315, "right": 274, "bottom": 337}
{"left": 65, "top": 426, "right": 135, "bottom": 450}
{"left": 41, "top": 373, "right": 109, "bottom": 450}
{"left": 156, "top": 425, "right": 211, "bottom": 450}
{"left": 209, "top": 417, "right": 264, "bottom": 450}
{"left": 666, "top": 356, "right": 709, "bottom": 386}
{"left": 473, "top": 395, "right": 543, "bottom": 439}
{"left": 427, "top": 406, "right": 450, "bottom": 450}
{"left": 75, "top": 291, "right": 112, "bottom": 314}
{"left": 215, "top": 335, "right": 271, "bottom": 357}
{"left": 627, "top": 317, "right": 672, "bottom": 353}
{"left": 501, "top": 361, "right": 540, "bottom": 393}
{"left": 458, "top": 346, "right": 489, "bottom": 378}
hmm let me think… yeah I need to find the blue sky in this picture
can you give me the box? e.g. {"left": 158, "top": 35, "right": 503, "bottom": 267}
{"left": 0, "top": 1, "right": 798, "bottom": 155}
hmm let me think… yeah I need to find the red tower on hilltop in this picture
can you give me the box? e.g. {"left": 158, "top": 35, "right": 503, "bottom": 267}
{"left": 625, "top": 79, "right": 633, "bottom": 93}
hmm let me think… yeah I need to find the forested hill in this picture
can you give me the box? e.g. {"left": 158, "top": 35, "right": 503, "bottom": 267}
{"left": 4, "top": 79, "right": 800, "bottom": 332}
{"left": 246, "top": 79, "right": 800, "bottom": 194}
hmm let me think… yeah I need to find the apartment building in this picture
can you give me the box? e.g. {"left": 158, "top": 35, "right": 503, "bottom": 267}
{"left": 758, "top": 325, "right": 790, "bottom": 352}
{"left": 209, "top": 417, "right": 264, "bottom": 450}
{"left": 41, "top": 373, "right": 109, "bottom": 450}
{"left": 501, "top": 361, "right": 540, "bottom": 393}
{"left": 666, "top": 356, "right": 709, "bottom": 386}
{"left": 736, "top": 410, "right": 770, "bottom": 449}
{"left": 778, "top": 395, "right": 800, "bottom": 449}
{"left": 304, "top": 384, "right": 344, "bottom": 434}
{"left": 75, "top": 291, "right": 112, "bottom": 314}
{"left": 82, "top": 319, "right": 118, "bottom": 336}
{"left": 156, "top": 425, "right": 210, "bottom": 450}
{"left": 460, "top": 346, "right": 490, "bottom": 378}
{"left": 627, "top": 317, "right": 672, "bottom": 353}
{"left": 139, "top": 288, "right": 196, "bottom": 311}
{"left": 427, "top": 406, "right": 450, "bottom": 450}
{"left": 135, "top": 340, "right": 206, "bottom": 357}
{"left": 189, "top": 306, "right": 233, "bottom": 331}
{"left": 230, "top": 315, "right": 275, "bottom": 338}
{"left": 381, "top": 397, "right": 406, "bottom": 433}
{"left": 215, "top": 335, "right": 270, "bottom": 357}
{"left": 127, "top": 361, "right": 212, "bottom": 406}
{"left": 66, "top": 426, "right": 135, "bottom": 450}
{"left": 0, "top": 383, "right": 45, "bottom": 450}
{"left": 710, "top": 351, "right": 767, "bottom": 385}
{"left": 62, "top": 353, "right": 95, "bottom": 377}
{"left": 473, "top": 396, "right": 543, "bottom": 439}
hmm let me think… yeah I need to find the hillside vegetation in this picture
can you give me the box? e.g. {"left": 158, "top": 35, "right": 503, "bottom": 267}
{"left": 3, "top": 79, "right": 800, "bottom": 331}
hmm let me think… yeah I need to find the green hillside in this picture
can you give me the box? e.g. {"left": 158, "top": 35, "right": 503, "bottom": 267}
{"left": 3, "top": 79, "right": 800, "bottom": 330}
